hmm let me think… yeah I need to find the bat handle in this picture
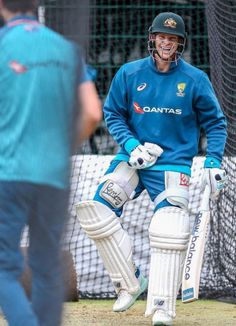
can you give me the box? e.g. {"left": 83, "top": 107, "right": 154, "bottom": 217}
{"left": 200, "top": 185, "right": 211, "bottom": 211}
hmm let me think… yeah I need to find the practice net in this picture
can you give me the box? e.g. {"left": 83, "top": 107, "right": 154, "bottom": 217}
{"left": 62, "top": 155, "right": 233, "bottom": 300}
{"left": 205, "top": 0, "right": 236, "bottom": 301}
{"left": 30, "top": 0, "right": 235, "bottom": 301}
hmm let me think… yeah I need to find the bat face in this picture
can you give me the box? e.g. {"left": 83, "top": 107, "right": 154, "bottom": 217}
{"left": 182, "top": 209, "right": 210, "bottom": 303}
{"left": 183, "top": 211, "right": 205, "bottom": 281}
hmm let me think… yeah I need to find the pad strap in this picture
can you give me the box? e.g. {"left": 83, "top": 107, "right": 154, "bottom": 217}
{"left": 154, "top": 188, "right": 189, "bottom": 207}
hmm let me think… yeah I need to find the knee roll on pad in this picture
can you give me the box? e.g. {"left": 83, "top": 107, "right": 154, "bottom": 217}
{"left": 145, "top": 206, "right": 190, "bottom": 318}
{"left": 99, "top": 161, "right": 139, "bottom": 209}
{"left": 76, "top": 200, "right": 139, "bottom": 294}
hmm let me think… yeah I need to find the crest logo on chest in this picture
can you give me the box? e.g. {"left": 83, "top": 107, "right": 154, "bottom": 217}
{"left": 176, "top": 82, "right": 186, "bottom": 97}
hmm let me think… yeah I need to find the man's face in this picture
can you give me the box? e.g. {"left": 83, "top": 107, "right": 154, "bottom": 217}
{"left": 153, "top": 33, "right": 179, "bottom": 61}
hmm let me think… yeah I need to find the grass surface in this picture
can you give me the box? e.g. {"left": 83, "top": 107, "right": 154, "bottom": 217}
{"left": 61, "top": 299, "right": 236, "bottom": 326}
{"left": 1, "top": 299, "right": 236, "bottom": 325}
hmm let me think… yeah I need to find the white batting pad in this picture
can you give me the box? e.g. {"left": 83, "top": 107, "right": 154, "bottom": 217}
{"left": 76, "top": 200, "right": 140, "bottom": 294}
{"left": 154, "top": 171, "right": 189, "bottom": 209}
{"left": 145, "top": 206, "right": 190, "bottom": 317}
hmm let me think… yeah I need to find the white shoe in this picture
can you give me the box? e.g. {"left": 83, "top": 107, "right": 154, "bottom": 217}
{"left": 152, "top": 310, "right": 173, "bottom": 325}
{"left": 113, "top": 274, "right": 148, "bottom": 312}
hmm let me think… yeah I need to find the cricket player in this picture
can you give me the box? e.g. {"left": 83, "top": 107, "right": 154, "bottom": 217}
{"left": 0, "top": 0, "right": 101, "bottom": 325}
{"left": 76, "top": 12, "right": 227, "bottom": 325}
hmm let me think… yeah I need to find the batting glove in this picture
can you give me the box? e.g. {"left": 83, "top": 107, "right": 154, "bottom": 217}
{"left": 128, "top": 142, "right": 163, "bottom": 169}
{"left": 202, "top": 168, "right": 227, "bottom": 199}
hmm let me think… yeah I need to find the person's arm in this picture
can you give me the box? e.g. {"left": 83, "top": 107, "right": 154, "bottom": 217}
{"left": 195, "top": 72, "right": 227, "bottom": 197}
{"left": 194, "top": 72, "right": 227, "bottom": 167}
{"left": 104, "top": 66, "right": 141, "bottom": 154}
{"left": 75, "top": 51, "right": 102, "bottom": 144}
{"left": 77, "top": 80, "right": 102, "bottom": 143}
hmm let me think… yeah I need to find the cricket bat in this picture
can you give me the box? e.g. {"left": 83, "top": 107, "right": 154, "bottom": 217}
{"left": 182, "top": 184, "right": 211, "bottom": 303}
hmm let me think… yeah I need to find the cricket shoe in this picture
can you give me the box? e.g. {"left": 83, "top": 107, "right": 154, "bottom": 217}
{"left": 112, "top": 273, "right": 148, "bottom": 312}
{"left": 152, "top": 310, "right": 173, "bottom": 326}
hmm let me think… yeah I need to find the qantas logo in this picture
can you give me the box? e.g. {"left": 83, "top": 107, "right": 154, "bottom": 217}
{"left": 133, "top": 102, "right": 145, "bottom": 114}
{"left": 9, "top": 61, "right": 27, "bottom": 74}
{"left": 133, "top": 102, "right": 182, "bottom": 115}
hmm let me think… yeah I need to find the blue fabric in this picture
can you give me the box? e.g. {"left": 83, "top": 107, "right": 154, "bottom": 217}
{"left": 93, "top": 160, "right": 173, "bottom": 216}
{"left": 113, "top": 154, "right": 192, "bottom": 176}
{"left": 0, "top": 15, "right": 86, "bottom": 189}
{"left": 124, "top": 138, "right": 140, "bottom": 154}
{"left": 204, "top": 156, "right": 221, "bottom": 168}
{"left": 103, "top": 56, "right": 227, "bottom": 173}
{"left": 0, "top": 181, "right": 69, "bottom": 326}
{"left": 86, "top": 64, "right": 98, "bottom": 81}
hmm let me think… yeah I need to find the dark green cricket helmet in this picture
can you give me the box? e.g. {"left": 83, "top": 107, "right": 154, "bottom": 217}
{"left": 149, "top": 12, "right": 186, "bottom": 39}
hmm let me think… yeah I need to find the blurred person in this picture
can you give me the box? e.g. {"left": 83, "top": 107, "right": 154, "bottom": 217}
{"left": 78, "top": 65, "right": 102, "bottom": 143}
{"left": 76, "top": 12, "right": 227, "bottom": 326}
{"left": 0, "top": 0, "right": 101, "bottom": 326}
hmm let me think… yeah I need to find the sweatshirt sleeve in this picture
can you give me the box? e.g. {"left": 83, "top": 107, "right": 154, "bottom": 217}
{"left": 194, "top": 72, "right": 227, "bottom": 163}
{"left": 103, "top": 65, "right": 140, "bottom": 153}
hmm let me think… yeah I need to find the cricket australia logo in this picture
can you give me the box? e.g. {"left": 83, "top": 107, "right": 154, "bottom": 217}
{"left": 164, "top": 18, "right": 177, "bottom": 29}
{"left": 137, "top": 83, "right": 147, "bottom": 91}
{"left": 176, "top": 83, "right": 186, "bottom": 97}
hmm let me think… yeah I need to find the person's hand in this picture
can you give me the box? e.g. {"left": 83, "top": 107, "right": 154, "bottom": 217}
{"left": 201, "top": 168, "right": 227, "bottom": 199}
{"left": 128, "top": 142, "right": 163, "bottom": 169}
